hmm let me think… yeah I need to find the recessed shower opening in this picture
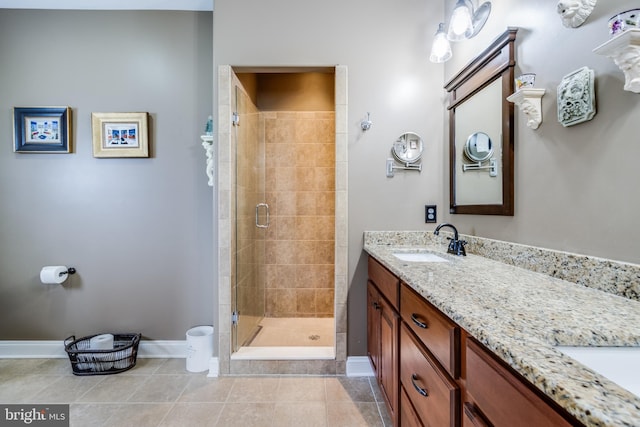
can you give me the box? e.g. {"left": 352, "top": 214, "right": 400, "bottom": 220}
{"left": 219, "top": 66, "right": 348, "bottom": 369}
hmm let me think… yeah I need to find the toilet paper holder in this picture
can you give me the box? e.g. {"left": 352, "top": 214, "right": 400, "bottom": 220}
{"left": 62, "top": 267, "right": 76, "bottom": 276}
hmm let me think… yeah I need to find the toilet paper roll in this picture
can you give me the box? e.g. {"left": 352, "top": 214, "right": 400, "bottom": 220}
{"left": 39, "top": 266, "right": 68, "bottom": 284}
{"left": 90, "top": 334, "right": 114, "bottom": 350}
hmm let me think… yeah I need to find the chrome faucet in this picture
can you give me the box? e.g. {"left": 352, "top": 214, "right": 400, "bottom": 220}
{"left": 434, "top": 223, "right": 467, "bottom": 256}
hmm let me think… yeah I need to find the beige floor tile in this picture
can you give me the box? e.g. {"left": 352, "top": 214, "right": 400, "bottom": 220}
{"left": 1, "top": 359, "right": 386, "bottom": 427}
{"left": 70, "top": 403, "right": 121, "bottom": 427}
{"left": 0, "top": 359, "right": 47, "bottom": 376}
{"left": 154, "top": 358, "right": 199, "bottom": 375}
{"left": 215, "top": 402, "right": 275, "bottom": 427}
{"left": 159, "top": 402, "right": 224, "bottom": 427}
{"left": 272, "top": 401, "right": 327, "bottom": 427}
{"left": 101, "top": 403, "right": 173, "bottom": 427}
{"left": 77, "top": 376, "right": 142, "bottom": 403}
{"left": 378, "top": 401, "right": 392, "bottom": 426}
{"left": 178, "top": 376, "right": 235, "bottom": 402}
{"left": 127, "top": 375, "right": 191, "bottom": 403}
{"left": 276, "top": 377, "right": 326, "bottom": 402}
{"left": 325, "top": 377, "right": 376, "bottom": 402}
{"left": 226, "top": 377, "right": 280, "bottom": 402}
{"left": 0, "top": 374, "right": 56, "bottom": 403}
{"left": 31, "top": 358, "right": 74, "bottom": 375}
{"left": 119, "top": 358, "right": 166, "bottom": 375}
{"left": 32, "top": 375, "right": 104, "bottom": 403}
{"left": 326, "top": 401, "right": 385, "bottom": 427}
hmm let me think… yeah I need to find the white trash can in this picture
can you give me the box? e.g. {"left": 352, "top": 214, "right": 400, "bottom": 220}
{"left": 186, "top": 326, "right": 214, "bottom": 373}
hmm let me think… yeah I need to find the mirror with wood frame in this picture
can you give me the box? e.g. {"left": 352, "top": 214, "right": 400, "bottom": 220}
{"left": 444, "top": 28, "right": 517, "bottom": 216}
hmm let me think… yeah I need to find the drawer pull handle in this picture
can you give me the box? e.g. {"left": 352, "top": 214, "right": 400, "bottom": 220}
{"left": 411, "top": 374, "right": 428, "bottom": 397}
{"left": 463, "top": 402, "right": 491, "bottom": 427}
{"left": 372, "top": 302, "right": 380, "bottom": 310}
{"left": 411, "top": 313, "right": 428, "bottom": 329}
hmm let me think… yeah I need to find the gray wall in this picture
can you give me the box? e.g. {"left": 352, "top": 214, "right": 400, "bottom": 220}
{"left": 0, "top": 10, "right": 214, "bottom": 340}
{"left": 215, "top": 0, "right": 640, "bottom": 357}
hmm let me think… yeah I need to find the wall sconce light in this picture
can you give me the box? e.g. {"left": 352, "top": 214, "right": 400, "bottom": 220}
{"left": 448, "top": 0, "right": 492, "bottom": 41}
{"left": 430, "top": 23, "right": 453, "bottom": 63}
{"left": 429, "top": 0, "right": 491, "bottom": 63}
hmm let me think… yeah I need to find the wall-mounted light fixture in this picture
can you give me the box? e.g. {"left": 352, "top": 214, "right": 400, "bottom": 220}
{"left": 430, "top": 23, "right": 453, "bottom": 63}
{"left": 429, "top": 0, "right": 492, "bottom": 63}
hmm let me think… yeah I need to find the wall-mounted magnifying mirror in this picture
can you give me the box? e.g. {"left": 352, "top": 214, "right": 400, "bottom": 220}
{"left": 392, "top": 132, "right": 423, "bottom": 164}
{"left": 464, "top": 132, "right": 493, "bottom": 162}
{"left": 444, "top": 28, "right": 517, "bottom": 216}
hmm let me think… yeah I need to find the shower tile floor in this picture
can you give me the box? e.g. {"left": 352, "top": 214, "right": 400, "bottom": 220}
{"left": 249, "top": 317, "right": 334, "bottom": 347}
{"left": 0, "top": 358, "right": 391, "bottom": 427}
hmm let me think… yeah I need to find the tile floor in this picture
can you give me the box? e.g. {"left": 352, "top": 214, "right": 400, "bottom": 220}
{"left": 0, "top": 358, "right": 391, "bottom": 427}
{"left": 248, "top": 317, "right": 334, "bottom": 347}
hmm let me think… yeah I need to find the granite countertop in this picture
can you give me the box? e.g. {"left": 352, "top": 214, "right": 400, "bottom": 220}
{"left": 364, "top": 238, "right": 640, "bottom": 427}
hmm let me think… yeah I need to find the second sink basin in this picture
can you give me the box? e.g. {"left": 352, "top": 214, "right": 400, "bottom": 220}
{"left": 556, "top": 346, "right": 640, "bottom": 397}
{"left": 392, "top": 252, "right": 449, "bottom": 263}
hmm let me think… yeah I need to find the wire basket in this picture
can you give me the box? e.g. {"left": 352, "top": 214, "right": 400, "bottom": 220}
{"left": 64, "top": 333, "right": 141, "bottom": 376}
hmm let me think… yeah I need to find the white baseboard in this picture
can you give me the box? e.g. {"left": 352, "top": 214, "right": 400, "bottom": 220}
{"left": 0, "top": 340, "right": 187, "bottom": 359}
{"left": 346, "top": 356, "right": 374, "bottom": 377}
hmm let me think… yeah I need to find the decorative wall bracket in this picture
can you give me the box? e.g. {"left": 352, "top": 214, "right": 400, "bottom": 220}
{"left": 594, "top": 29, "right": 640, "bottom": 93}
{"left": 201, "top": 135, "right": 214, "bottom": 187}
{"left": 507, "top": 88, "right": 546, "bottom": 130}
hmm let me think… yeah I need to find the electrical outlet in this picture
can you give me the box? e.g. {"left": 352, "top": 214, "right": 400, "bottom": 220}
{"left": 425, "top": 205, "right": 437, "bottom": 223}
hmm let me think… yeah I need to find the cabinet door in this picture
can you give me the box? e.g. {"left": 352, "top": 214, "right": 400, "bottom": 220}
{"left": 367, "top": 281, "right": 380, "bottom": 374}
{"left": 466, "top": 338, "right": 573, "bottom": 427}
{"left": 379, "top": 294, "right": 399, "bottom": 425}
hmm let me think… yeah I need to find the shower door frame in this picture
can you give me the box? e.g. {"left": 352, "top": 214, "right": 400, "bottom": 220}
{"left": 217, "top": 65, "right": 349, "bottom": 375}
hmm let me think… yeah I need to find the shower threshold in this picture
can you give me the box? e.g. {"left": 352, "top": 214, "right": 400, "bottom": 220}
{"left": 231, "top": 346, "right": 335, "bottom": 360}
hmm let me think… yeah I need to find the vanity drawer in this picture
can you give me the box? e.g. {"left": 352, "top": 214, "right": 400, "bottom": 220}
{"left": 466, "top": 338, "right": 573, "bottom": 427}
{"left": 401, "top": 283, "right": 460, "bottom": 378}
{"left": 400, "top": 323, "right": 459, "bottom": 427}
{"left": 368, "top": 257, "right": 399, "bottom": 308}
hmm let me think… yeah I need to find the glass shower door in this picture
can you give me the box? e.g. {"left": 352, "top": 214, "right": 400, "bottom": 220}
{"left": 232, "top": 84, "right": 267, "bottom": 352}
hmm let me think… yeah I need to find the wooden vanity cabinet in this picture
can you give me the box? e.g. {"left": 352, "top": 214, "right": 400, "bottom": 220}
{"left": 465, "top": 338, "right": 576, "bottom": 427}
{"left": 367, "top": 258, "right": 400, "bottom": 426}
{"left": 366, "top": 255, "right": 581, "bottom": 427}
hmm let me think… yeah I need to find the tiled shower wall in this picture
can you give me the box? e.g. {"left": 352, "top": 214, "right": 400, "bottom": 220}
{"left": 264, "top": 111, "right": 335, "bottom": 317}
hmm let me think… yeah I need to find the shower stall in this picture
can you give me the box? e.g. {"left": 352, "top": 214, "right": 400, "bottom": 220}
{"left": 217, "top": 66, "right": 348, "bottom": 372}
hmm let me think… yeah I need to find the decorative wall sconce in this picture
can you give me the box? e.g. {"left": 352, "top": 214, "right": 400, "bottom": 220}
{"left": 556, "top": 0, "right": 597, "bottom": 28}
{"left": 430, "top": 23, "right": 453, "bottom": 63}
{"left": 429, "top": 0, "right": 492, "bottom": 63}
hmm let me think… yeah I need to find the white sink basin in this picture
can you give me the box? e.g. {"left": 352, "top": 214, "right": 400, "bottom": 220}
{"left": 392, "top": 252, "right": 448, "bottom": 263}
{"left": 556, "top": 346, "right": 640, "bottom": 397}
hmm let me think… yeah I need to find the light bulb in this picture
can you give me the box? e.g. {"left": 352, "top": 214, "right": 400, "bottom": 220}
{"left": 447, "top": 0, "right": 473, "bottom": 41}
{"left": 430, "top": 23, "right": 452, "bottom": 63}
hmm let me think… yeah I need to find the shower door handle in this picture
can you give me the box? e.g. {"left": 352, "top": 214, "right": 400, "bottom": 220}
{"left": 255, "top": 203, "right": 270, "bottom": 229}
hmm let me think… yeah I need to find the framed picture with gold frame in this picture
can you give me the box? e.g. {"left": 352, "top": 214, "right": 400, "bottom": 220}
{"left": 91, "top": 112, "right": 149, "bottom": 158}
{"left": 13, "top": 106, "right": 72, "bottom": 153}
